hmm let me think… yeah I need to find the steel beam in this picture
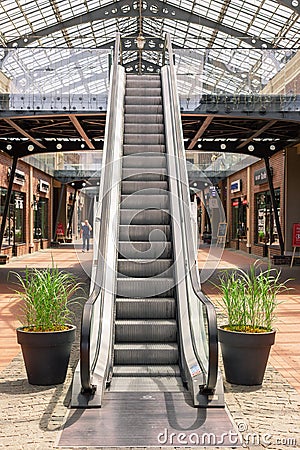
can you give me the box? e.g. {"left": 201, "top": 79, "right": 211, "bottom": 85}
{"left": 66, "top": 189, "right": 78, "bottom": 238}
{"left": 7, "top": 0, "right": 272, "bottom": 50}
{"left": 69, "top": 115, "right": 95, "bottom": 149}
{"left": 276, "top": 0, "right": 300, "bottom": 15}
{"left": 187, "top": 116, "right": 214, "bottom": 150}
{"left": 4, "top": 119, "right": 46, "bottom": 149}
{"left": 0, "top": 155, "right": 18, "bottom": 252}
{"left": 236, "top": 120, "right": 278, "bottom": 150}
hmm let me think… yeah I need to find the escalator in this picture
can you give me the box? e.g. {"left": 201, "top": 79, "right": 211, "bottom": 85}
{"left": 71, "top": 34, "right": 224, "bottom": 409}
{"left": 113, "top": 73, "right": 182, "bottom": 391}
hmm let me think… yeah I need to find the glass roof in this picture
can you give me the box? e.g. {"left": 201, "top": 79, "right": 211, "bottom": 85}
{"left": 0, "top": 0, "right": 299, "bottom": 100}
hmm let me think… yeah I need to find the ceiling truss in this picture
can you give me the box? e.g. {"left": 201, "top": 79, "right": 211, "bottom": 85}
{"left": 0, "top": 111, "right": 299, "bottom": 161}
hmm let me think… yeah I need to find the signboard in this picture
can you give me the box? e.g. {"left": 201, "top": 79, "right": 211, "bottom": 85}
{"left": 292, "top": 223, "right": 300, "bottom": 247}
{"left": 39, "top": 179, "right": 50, "bottom": 193}
{"left": 217, "top": 222, "right": 227, "bottom": 246}
{"left": 8, "top": 167, "right": 25, "bottom": 186}
{"left": 291, "top": 223, "right": 300, "bottom": 267}
{"left": 230, "top": 179, "right": 241, "bottom": 193}
{"left": 217, "top": 222, "right": 227, "bottom": 238}
{"left": 208, "top": 197, "right": 218, "bottom": 209}
{"left": 254, "top": 168, "right": 269, "bottom": 185}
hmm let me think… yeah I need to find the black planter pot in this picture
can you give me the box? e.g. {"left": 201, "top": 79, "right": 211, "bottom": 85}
{"left": 218, "top": 326, "right": 276, "bottom": 385}
{"left": 17, "top": 325, "right": 76, "bottom": 385}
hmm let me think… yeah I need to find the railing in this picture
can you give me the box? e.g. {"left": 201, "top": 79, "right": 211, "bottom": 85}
{"left": 0, "top": 41, "right": 299, "bottom": 113}
{"left": 163, "top": 34, "right": 220, "bottom": 393}
{"left": 79, "top": 33, "right": 124, "bottom": 396}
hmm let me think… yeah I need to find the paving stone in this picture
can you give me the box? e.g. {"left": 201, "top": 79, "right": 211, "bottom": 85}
{"left": 1, "top": 248, "right": 299, "bottom": 449}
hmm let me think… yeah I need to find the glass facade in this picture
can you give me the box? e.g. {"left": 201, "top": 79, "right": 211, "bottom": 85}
{"left": 0, "top": 188, "right": 25, "bottom": 248}
{"left": 33, "top": 197, "right": 49, "bottom": 240}
{"left": 231, "top": 198, "right": 247, "bottom": 240}
{"left": 255, "top": 188, "right": 280, "bottom": 246}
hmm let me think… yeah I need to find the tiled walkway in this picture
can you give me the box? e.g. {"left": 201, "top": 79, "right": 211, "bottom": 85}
{"left": 0, "top": 242, "right": 299, "bottom": 449}
{"left": 0, "top": 243, "right": 92, "bottom": 372}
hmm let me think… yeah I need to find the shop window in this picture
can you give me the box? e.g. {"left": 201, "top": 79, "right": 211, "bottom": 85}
{"left": 0, "top": 188, "right": 25, "bottom": 247}
{"left": 33, "top": 197, "right": 48, "bottom": 239}
{"left": 231, "top": 197, "right": 247, "bottom": 239}
{"left": 255, "top": 189, "right": 280, "bottom": 245}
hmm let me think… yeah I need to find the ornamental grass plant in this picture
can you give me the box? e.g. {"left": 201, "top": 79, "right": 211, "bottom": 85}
{"left": 11, "top": 262, "right": 82, "bottom": 332}
{"left": 215, "top": 261, "right": 292, "bottom": 333}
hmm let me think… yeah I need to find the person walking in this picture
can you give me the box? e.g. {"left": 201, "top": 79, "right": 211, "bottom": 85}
{"left": 81, "top": 219, "right": 92, "bottom": 252}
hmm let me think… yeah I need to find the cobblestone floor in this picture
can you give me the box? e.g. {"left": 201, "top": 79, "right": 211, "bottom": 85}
{"left": 1, "top": 321, "right": 299, "bottom": 449}
{"left": 0, "top": 246, "right": 299, "bottom": 449}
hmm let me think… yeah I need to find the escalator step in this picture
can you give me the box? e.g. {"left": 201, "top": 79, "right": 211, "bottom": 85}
{"left": 121, "top": 194, "right": 169, "bottom": 209}
{"left": 124, "top": 123, "right": 164, "bottom": 135}
{"left": 109, "top": 375, "right": 185, "bottom": 392}
{"left": 123, "top": 144, "right": 166, "bottom": 155}
{"left": 126, "top": 79, "right": 161, "bottom": 89}
{"left": 119, "top": 225, "right": 171, "bottom": 241}
{"left": 118, "top": 258, "right": 173, "bottom": 278}
{"left": 122, "top": 154, "right": 166, "bottom": 168}
{"left": 115, "top": 319, "right": 177, "bottom": 342}
{"left": 120, "top": 209, "right": 170, "bottom": 226}
{"left": 117, "top": 277, "right": 174, "bottom": 298}
{"left": 124, "top": 134, "right": 165, "bottom": 145}
{"left": 125, "top": 104, "right": 163, "bottom": 114}
{"left": 125, "top": 96, "right": 162, "bottom": 105}
{"left": 121, "top": 181, "right": 168, "bottom": 194}
{"left": 125, "top": 87, "right": 161, "bottom": 97}
{"left": 114, "top": 343, "right": 178, "bottom": 365}
{"left": 113, "top": 365, "right": 181, "bottom": 377}
{"left": 118, "top": 241, "right": 172, "bottom": 259}
{"left": 122, "top": 167, "right": 167, "bottom": 181}
{"left": 124, "top": 114, "right": 163, "bottom": 124}
{"left": 116, "top": 297, "right": 176, "bottom": 319}
{"left": 127, "top": 74, "right": 160, "bottom": 80}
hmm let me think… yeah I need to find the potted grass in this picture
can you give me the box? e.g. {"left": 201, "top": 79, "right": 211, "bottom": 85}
{"left": 215, "top": 261, "right": 291, "bottom": 385}
{"left": 12, "top": 263, "right": 82, "bottom": 386}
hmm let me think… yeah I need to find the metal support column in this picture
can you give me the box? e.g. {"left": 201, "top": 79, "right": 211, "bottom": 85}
{"left": 67, "top": 189, "right": 77, "bottom": 238}
{"left": 0, "top": 155, "right": 18, "bottom": 252}
{"left": 52, "top": 183, "right": 66, "bottom": 242}
{"left": 264, "top": 156, "right": 284, "bottom": 255}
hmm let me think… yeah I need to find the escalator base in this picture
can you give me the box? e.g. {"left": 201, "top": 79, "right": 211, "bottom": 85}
{"left": 109, "top": 376, "right": 185, "bottom": 392}
{"left": 58, "top": 392, "right": 241, "bottom": 447}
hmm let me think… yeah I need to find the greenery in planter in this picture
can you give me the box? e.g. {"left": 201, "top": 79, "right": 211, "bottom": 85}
{"left": 11, "top": 263, "right": 82, "bottom": 332}
{"left": 215, "top": 261, "right": 292, "bottom": 333}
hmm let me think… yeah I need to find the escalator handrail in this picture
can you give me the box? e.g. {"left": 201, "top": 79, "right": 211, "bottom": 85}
{"left": 164, "top": 33, "right": 218, "bottom": 392}
{"left": 80, "top": 33, "right": 122, "bottom": 391}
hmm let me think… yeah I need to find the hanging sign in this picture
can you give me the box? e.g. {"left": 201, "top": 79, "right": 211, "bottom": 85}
{"left": 254, "top": 168, "right": 268, "bottom": 185}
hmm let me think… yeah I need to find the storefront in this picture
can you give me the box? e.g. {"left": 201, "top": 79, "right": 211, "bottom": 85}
{"left": 255, "top": 189, "right": 280, "bottom": 247}
{"left": 227, "top": 152, "right": 284, "bottom": 258}
{"left": 0, "top": 188, "right": 26, "bottom": 254}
